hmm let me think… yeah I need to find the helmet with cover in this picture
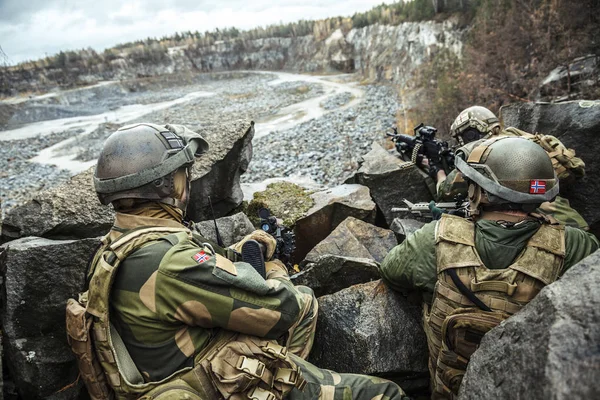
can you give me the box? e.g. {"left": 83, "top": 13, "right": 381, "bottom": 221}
{"left": 451, "top": 106, "right": 501, "bottom": 145}
{"left": 94, "top": 123, "right": 209, "bottom": 211}
{"left": 455, "top": 137, "right": 558, "bottom": 215}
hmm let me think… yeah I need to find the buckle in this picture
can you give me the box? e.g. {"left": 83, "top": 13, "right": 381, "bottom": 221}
{"left": 262, "top": 342, "right": 288, "bottom": 360}
{"left": 236, "top": 356, "right": 266, "bottom": 379}
{"left": 274, "top": 368, "right": 298, "bottom": 385}
{"left": 247, "top": 387, "right": 276, "bottom": 400}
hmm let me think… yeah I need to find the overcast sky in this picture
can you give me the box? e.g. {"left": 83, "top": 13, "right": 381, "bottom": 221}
{"left": 0, "top": 0, "right": 390, "bottom": 65}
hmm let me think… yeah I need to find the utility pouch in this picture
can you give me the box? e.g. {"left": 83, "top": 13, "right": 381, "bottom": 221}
{"left": 66, "top": 297, "right": 114, "bottom": 400}
{"left": 198, "top": 333, "right": 305, "bottom": 400}
{"left": 441, "top": 308, "right": 508, "bottom": 360}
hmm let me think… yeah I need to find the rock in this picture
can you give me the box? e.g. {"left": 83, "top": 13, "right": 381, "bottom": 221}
{"left": 346, "top": 142, "right": 434, "bottom": 227}
{"left": 303, "top": 216, "right": 396, "bottom": 265}
{"left": 0, "top": 168, "right": 113, "bottom": 243}
{"left": 458, "top": 250, "right": 600, "bottom": 400}
{"left": 187, "top": 119, "right": 254, "bottom": 221}
{"left": 389, "top": 218, "right": 425, "bottom": 244}
{"left": 539, "top": 55, "right": 599, "bottom": 101}
{"left": 291, "top": 255, "right": 380, "bottom": 297}
{"left": 500, "top": 101, "right": 600, "bottom": 237}
{"left": 192, "top": 212, "right": 255, "bottom": 247}
{"left": 1, "top": 236, "right": 101, "bottom": 399}
{"left": 309, "top": 280, "right": 429, "bottom": 388}
{"left": 246, "top": 181, "right": 315, "bottom": 228}
{"left": 293, "top": 184, "right": 377, "bottom": 262}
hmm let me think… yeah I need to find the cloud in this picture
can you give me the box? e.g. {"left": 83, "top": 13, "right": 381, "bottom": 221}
{"left": 0, "top": 0, "right": 388, "bottom": 65}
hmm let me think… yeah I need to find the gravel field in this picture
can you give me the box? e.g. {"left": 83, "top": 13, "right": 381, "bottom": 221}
{"left": 0, "top": 71, "right": 399, "bottom": 217}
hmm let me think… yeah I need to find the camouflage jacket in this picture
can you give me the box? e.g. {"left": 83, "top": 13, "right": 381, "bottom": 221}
{"left": 380, "top": 218, "right": 599, "bottom": 304}
{"left": 104, "top": 212, "right": 310, "bottom": 382}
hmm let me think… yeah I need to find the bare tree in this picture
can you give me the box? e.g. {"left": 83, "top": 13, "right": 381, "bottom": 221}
{"left": 0, "top": 45, "right": 9, "bottom": 66}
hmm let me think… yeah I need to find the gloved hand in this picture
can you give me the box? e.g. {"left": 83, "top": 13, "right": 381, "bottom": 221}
{"left": 428, "top": 200, "right": 447, "bottom": 220}
{"left": 230, "top": 230, "right": 277, "bottom": 260}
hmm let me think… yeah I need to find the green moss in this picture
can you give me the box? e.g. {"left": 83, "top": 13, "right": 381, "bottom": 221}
{"left": 247, "top": 182, "right": 315, "bottom": 227}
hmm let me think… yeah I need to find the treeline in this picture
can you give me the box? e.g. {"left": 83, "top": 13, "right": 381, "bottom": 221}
{"left": 414, "top": 0, "right": 600, "bottom": 134}
{"left": 3, "top": 0, "right": 477, "bottom": 74}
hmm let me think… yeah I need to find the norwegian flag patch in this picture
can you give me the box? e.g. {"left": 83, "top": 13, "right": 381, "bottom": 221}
{"left": 192, "top": 251, "right": 210, "bottom": 264}
{"left": 530, "top": 180, "right": 546, "bottom": 194}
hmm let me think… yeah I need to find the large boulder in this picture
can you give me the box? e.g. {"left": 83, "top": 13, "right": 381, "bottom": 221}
{"left": 187, "top": 119, "right": 254, "bottom": 221}
{"left": 1, "top": 236, "right": 100, "bottom": 400}
{"left": 291, "top": 255, "right": 380, "bottom": 297}
{"left": 500, "top": 101, "right": 600, "bottom": 236}
{"left": 303, "top": 216, "right": 397, "bottom": 265}
{"left": 389, "top": 218, "right": 425, "bottom": 244}
{"left": 458, "top": 250, "right": 600, "bottom": 400}
{"left": 346, "top": 142, "right": 434, "bottom": 227}
{"left": 293, "top": 184, "right": 377, "bottom": 262}
{"left": 192, "top": 212, "right": 255, "bottom": 247}
{"left": 309, "top": 280, "right": 429, "bottom": 389}
{"left": 0, "top": 168, "right": 113, "bottom": 243}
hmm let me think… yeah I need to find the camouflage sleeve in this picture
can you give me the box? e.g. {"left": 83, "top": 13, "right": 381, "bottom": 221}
{"left": 150, "top": 235, "right": 306, "bottom": 340}
{"left": 379, "top": 221, "right": 438, "bottom": 303}
{"left": 563, "top": 226, "right": 600, "bottom": 273}
{"left": 436, "top": 169, "right": 468, "bottom": 202}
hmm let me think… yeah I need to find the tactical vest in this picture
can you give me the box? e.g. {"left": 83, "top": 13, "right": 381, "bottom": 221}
{"left": 425, "top": 214, "right": 565, "bottom": 399}
{"left": 67, "top": 226, "right": 306, "bottom": 400}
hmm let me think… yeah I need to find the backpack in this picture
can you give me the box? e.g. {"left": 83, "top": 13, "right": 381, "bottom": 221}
{"left": 502, "top": 127, "right": 585, "bottom": 184}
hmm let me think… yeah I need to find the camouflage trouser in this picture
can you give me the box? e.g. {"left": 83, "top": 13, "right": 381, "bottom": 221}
{"left": 286, "top": 285, "right": 319, "bottom": 359}
{"left": 288, "top": 355, "right": 408, "bottom": 400}
{"left": 283, "top": 286, "right": 408, "bottom": 400}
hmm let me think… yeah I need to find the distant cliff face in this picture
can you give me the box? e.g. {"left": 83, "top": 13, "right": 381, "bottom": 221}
{"left": 1, "top": 20, "right": 464, "bottom": 96}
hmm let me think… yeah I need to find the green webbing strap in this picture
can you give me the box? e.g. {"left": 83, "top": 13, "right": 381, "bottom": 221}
{"left": 109, "top": 323, "right": 145, "bottom": 385}
{"left": 94, "top": 142, "right": 198, "bottom": 194}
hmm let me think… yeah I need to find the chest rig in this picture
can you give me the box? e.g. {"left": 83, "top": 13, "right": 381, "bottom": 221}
{"left": 67, "top": 227, "right": 305, "bottom": 400}
{"left": 425, "top": 214, "right": 565, "bottom": 399}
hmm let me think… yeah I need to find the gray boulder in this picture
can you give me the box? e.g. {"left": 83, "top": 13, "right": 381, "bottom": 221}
{"left": 0, "top": 168, "right": 113, "bottom": 243}
{"left": 309, "top": 280, "right": 428, "bottom": 388}
{"left": 389, "top": 218, "right": 425, "bottom": 244}
{"left": 187, "top": 119, "right": 254, "bottom": 221}
{"left": 192, "top": 212, "right": 255, "bottom": 247}
{"left": 1, "top": 236, "right": 100, "bottom": 400}
{"left": 459, "top": 250, "right": 600, "bottom": 400}
{"left": 346, "top": 142, "right": 434, "bottom": 227}
{"left": 291, "top": 255, "right": 380, "bottom": 297}
{"left": 303, "top": 216, "right": 397, "bottom": 265}
{"left": 293, "top": 184, "right": 377, "bottom": 262}
{"left": 500, "top": 101, "right": 600, "bottom": 236}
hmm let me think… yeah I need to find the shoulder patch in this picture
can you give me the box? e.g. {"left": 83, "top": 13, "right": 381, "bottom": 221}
{"left": 192, "top": 251, "right": 211, "bottom": 264}
{"left": 215, "top": 254, "right": 238, "bottom": 276}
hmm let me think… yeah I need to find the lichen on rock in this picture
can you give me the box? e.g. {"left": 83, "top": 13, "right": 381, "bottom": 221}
{"left": 247, "top": 181, "right": 315, "bottom": 227}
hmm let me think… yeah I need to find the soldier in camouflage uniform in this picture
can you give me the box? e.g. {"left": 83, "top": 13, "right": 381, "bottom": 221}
{"left": 433, "top": 106, "right": 588, "bottom": 230}
{"left": 381, "top": 137, "right": 598, "bottom": 399}
{"left": 83, "top": 123, "right": 407, "bottom": 400}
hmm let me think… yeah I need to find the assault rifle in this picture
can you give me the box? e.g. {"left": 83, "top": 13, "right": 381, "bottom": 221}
{"left": 392, "top": 199, "right": 469, "bottom": 219}
{"left": 258, "top": 208, "right": 296, "bottom": 271}
{"left": 387, "top": 123, "right": 455, "bottom": 175}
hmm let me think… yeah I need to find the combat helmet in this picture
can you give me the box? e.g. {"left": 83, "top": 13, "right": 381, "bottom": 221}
{"left": 455, "top": 136, "right": 558, "bottom": 215}
{"left": 450, "top": 106, "right": 501, "bottom": 145}
{"left": 94, "top": 123, "right": 209, "bottom": 210}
